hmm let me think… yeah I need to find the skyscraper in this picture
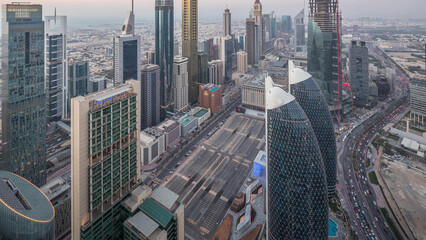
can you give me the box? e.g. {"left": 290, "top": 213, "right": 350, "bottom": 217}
{"left": 281, "top": 15, "right": 292, "bottom": 33}
{"left": 349, "top": 40, "right": 369, "bottom": 107}
{"left": 307, "top": 0, "right": 341, "bottom": 116}
{"left": 265, "top": 77, "right": 328, "bottom": 239}
{"left": 263, "top": 14, "right": 271, "bottom": 42}
{"left": 294, "top": 9, "right": 305, "bottom": 52}
{"left": 245, "top": 18, "right": 256, "bottom": 65}
{"left": 289, "top": 61, "right": 337, "bottom": 198}
{"left": 113, "top": 0, "right": 141, "bottom": 84}
{"left": 198, "top": 51, "right": 209, "bottom": 84}
{"left": 155, "top": 0, "right": 174, "bottom": 118}
{"left": 253, "top": 0, "right": 263, "bottom": 57}
{"left": 71, "top": 81, "right": 141, "bottom": 240}
{"left": 223, "top": 7, "right": 231, "bottom": 36}
{"left": 173, "top": 56, "right": 189, "bottom": 112}
{"left": 271, "top": 12, "right": 277, "bottom": 39}
{"left": 237, "top": 51, "right": 248, "bottom": 73}
{"left": 1, "top": 3, "right": 47, "bottom": 187}
{"left": 182, "top": 0, "right": 199, "bottom": 103}
{"left": 220, "top": 35, "right": 233, "bottom": 83}
{"left": 68, "top": 59, "right": 89, "bottom": 111}
{"left": 45, "top": 12, "right": 67, "bottom": 122}
{"left": 410, "top": 76, "right": 426, "bottom": 126}
{"left": 141, "top": 64, "right": 161, "bottom": 130}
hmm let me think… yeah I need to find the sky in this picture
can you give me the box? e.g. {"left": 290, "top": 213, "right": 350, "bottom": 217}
{"left": 5, "top": 0, "right": 426, "bottom": 26}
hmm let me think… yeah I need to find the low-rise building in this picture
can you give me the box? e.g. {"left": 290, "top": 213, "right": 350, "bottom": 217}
{"left": 191, "top": 107, "right": 211, "bottom": 126}
{"left": 155, "top": 119, "right": 181, "bottom": 148}
{"left": 179, "top": 114, "right": 198, "bottom": 136}
{"left": 241, "top": 73, "right": 266, "bottom": 111}
{"left": 140, "top": 128, "right": 166, "bottom": 166}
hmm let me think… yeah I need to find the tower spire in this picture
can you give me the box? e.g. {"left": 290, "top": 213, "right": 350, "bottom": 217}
{"left": 132, "top": 0, "right": 134, "bottom": 13}
{"left": 54, "top": 7, "right": 57, "bottom": 24}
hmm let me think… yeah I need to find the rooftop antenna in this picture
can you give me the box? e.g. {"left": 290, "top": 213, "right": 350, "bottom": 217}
{"left": 132, "top": 0, "right": 134, "bottom": 13}
{"left": 54, "top": 7, "right": 57, "bottom": 24}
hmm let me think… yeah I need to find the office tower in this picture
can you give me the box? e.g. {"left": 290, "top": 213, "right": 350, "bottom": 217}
{"left": 349, "top": 40, "right": 369, "bottom": 107}
{"left": 71, "top": 81, "right": 141, "bottom": 240}
{"left": 173, "top": 56, "right": 189, "bottom": 112}
{"left": 410, "top": 76, "right": 426, "bottom": 126}
{"left": 1, "top": 3, "right": 47, "bottom": 187}
{"left": 198, "top": 52, "right": 209, "bottom": 84}
{"left": 263, "top": 14, "right": 271, "bottom": 42}
{"left": 281, "top": 15, "right": 292, "bottom": 32}
{"left": 141, "top": 65, "right": 161, "bottom": 130}
{"left": 220, "top": 36, "right": 234, "bottom": 83}
{"left": 174, "top": 40, "right": 180, "bottom": 56}
{"left": 223, "top": 7, "right": 231, "bottom": 36}
{"left": 289, "top": 61, "right": 337, "bottom": 198}
{"left": 253, "top": 0, "right": 263, "bottom": 57}
{"left": 237, "top": 51, "right": 248, "bottom": 73}
{"left": 208, "top": 61, "right": 218, "bottom": 85}
{"left": 88, "top": 76, "right": 107, "bottom": 93}
{"left": 155, "top": 0, "right": 174, "bottom": 119}
{"left": 45, "top": 13, "right": 67, "bottom": 122}
{"left": 199, "top": 84, "right": 222, "bottom": 114}
{"left": 68, "top": 60, "right": 89, "bottom": 99}
{"left": 238, "top": 35, "right": 246, "bottom": 51}
{"left": 113, "top": 1, "right": 141, "bottom": 84}
{"left": 147, "top": 49, "right": 156, "bottom": 64}
{"left": 265, "top": 77, "right": 328, "bottom": 240}
{"left": 0, "top": 171, "right": 55, "bottom": 239}
{"left": 246, "top": 18, "right": 256, "bottom": 65}
{"left": 182, "top": 0, "right": 199, "bottom": 103}
{"left": 271, "top": 12, "right": 277, "bottom": 39}
{"left": 294, "top": 9, "right": 306, "bottom": 52}
{"left": 199, "top": 39, "right": 210, "bottom": 54}
{"left": 307, "top": 0, "right": 341, "bottom": 115}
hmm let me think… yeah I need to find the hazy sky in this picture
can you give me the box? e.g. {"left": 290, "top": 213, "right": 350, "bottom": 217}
{"left": 6, "top": 0, "right": 426, "bottom": 25}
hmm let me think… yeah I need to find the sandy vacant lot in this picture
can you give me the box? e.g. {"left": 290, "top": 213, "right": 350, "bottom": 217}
{"left": 381, "top": 159, "right": 426, "bottom": 240}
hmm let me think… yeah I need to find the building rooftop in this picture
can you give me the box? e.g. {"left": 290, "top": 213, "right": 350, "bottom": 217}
{"left": 0, "top": 171, "right": 55, "bottom": 222}
{"left": 139, "top": 198, "right": 174, "bottom": 228}
{"left": 155, "top": 119, "right": 180, "bottom": 133}
{"left": 265, "top": 77, "right": 295, "bottom": 110}
{"left": 253, "top": 150, "right": 267, "bottom": 167}
{"left": 194, "top": 108, "right": 209, "bottom": 118}
{"left": 126, "top": 211, "right": 160, "bottom": 238}
{"left": 179, "top": 115, "right": 196, "bottom": 126}
{"left": 40, "top": 176, "right": 71, "bottom": 204}
{"left": 151, "top": 185, "right": 179, "bottom": 210}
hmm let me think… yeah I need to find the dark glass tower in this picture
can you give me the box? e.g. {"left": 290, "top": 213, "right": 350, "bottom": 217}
{"left": 1, "top": 3, "right": 47, "bottom": 187}
{"left": 155, "top": 0, "right": 174, "bottom": 119}
{"left": 266, "top": 77, "right": 328, "bottom": 240}
{"left": 289, "top": 61, "right": 337, "bottom": 198}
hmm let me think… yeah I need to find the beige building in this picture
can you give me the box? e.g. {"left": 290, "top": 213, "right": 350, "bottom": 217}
{"left": 241, "top": 74, "right": 267, "bottom": 111}
{"left": 71, "top": 81, "right": 141, "bottom": 240}
{"left": 237, "top": 51, "right": 248, "bottom": 73}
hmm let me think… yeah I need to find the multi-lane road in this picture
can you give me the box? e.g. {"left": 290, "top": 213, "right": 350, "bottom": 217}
{"left": 338, "top": 39, "right": 410, "bottom": 240}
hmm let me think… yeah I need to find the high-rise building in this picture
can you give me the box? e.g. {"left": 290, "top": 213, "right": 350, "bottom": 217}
{"left": 71, "top": 81, "right": 141, "bottom": 240}
{"left": 198, "top": 51, "right": 209, "bottom": 84}
{"left": 155, "top": 0, "right": 174, "bottom": 118}
{"left": 246, "top": 18, "right": 256, "bottom": 65}
{"left": 238, "top": 35, "right": 246, "bottom": 51}
{"left": 263, "top": 14, "right": 271, "bottom": 42}
{"left": 88, "top": 76, "right": 107, "bottom": 93}
{"left": 0, "top": 171, "right": 55, "bottom": 239}
{"left": 220, "top": 35, "right": 234, "bottom": 83}
{"left": 174, "top": 40, "right": 180, "bottom": 56}
{"left": 253, "top": 0, "right": 263, "bottom": 57}
{"left": 270, "top": 12, "right": 277, "bottom": 39}
{"left": 113, "top": 1, "right": 141, "bottom": 84}
{"left": 294, "top": 9, "right": 306, "bottom": 52}
{"left": 223, "top": 7, "right": 231, "bottom": 36}
{"left": 410, "top": 76, "right": 426, "bottom": 126}
{"left": 45, "top": 13, "right": 67, "bottom": 122}
{"left": 199, "top": 84, "right": 222, "bottom": 114}
{"left": 289, "top": 61, "right": 337, "bottom": 198}
{"left": 1, "top": 3, "right": 47, "bottom": 187}
{"left": 237, "top": 51, "right": 248, "bottom": 73}
{"left": 209, "top": 42, "right": 219, "bottom": 61}
{"left": 307, "top": 0, "right": 341, "bottom": 115}
{"left": 349, "top": 40, "right": 369, "bottom": 107}
{"left": 173, "top": 56, "right": 189, "bottom": 112}
{"left": 281, "top": 15, "right": 292, "bottom": 33}
{"left": 68, "top": 59, "right": 89, "bottom": 99}
{"left": 182, "top": 0, "right": 199, "bottom": 103}
{"left": 141, "top": 65, "right": 161, "bottom": 130}
{"left": 208, "top": 60, "right": 224, "bottom": 85}
{"left": 265, "top": 77, "right": 328, "bottom": 239}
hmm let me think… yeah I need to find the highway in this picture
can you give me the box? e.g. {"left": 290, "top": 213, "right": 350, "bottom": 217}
{"left": 338, "top": 38, "right": 410, "bottom": 240}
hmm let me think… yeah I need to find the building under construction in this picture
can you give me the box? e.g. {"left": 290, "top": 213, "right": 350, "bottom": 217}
{"left": 307, "top": 0, "right": 342, "bottom": 121}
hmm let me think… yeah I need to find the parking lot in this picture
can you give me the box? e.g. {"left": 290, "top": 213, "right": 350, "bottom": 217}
{"left": 165, "top": 114, "right": 265, "bottom": 240}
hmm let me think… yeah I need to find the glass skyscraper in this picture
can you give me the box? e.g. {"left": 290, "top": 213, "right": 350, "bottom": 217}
{"left": 155, "top": 0, "right": 174, "bottom": 118}
{"left": 289, "top": 61, "right": 337, "bottom": 198}
{"left": 1, "top": 3, "right": 47, "bottom": 187}
{"left": 266, "top": 77, "right": 328, "bottom": 240}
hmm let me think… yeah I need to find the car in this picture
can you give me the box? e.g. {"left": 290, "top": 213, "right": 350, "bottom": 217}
{"left": 375, "top": 217, "right": 378, "bottom": 221}
{"left": 373, "top": 201, "right": 376, "bottom": 206}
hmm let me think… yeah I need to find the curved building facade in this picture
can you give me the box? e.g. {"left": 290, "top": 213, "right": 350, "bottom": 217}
{"left": 0, "top": 171, "right": 55, "bottom": 240}
{"left": 265, "top": 77, "right": 328, "bottom": 240}
{"left": 289, "top": 61, "right": 337, "bottom": 198}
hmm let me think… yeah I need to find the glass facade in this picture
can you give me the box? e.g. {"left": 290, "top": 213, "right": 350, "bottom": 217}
{"left": 123, "top": 40, "right": 139, "bottom": 82}
{"left": 1, "top": 4, "right": 47, "bottom": 187}
{"left": 266, "top": 88, "right": 328, "bottom": 239}
{"left": 141, "top": 65, "right": 161, "bottom": 130}
{"left": 0, "top": 171, "right": 55, "bottom": 239}
{"left": 155, "top": 0, "right": 174, "bottom": 117}
{"left": 46, "top": 34, "right": 65, "bottom": 122}
{"left": 290, "top": 76, "right": 337, "bottom": 197}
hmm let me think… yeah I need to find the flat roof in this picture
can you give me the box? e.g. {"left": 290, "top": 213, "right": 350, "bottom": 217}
{"left": 126, "top": 211, "right": 159, "bottom": 237}
{"left": 139, "top": 198, "right": 173, "bottom": 228}
{"left": 194, "top": 109, "right": 209, "bottom": 118}
{"left": 156, "top": 119, "right": 180, "bottom": 132}
{"left": 210, "top": 87, "right": 219, "bottom": 92}
{"left": 151, "top": 186, "right": 179, "bottom": 210}
{"left": 254, "top": 150, "right": 267, "bottom": 167}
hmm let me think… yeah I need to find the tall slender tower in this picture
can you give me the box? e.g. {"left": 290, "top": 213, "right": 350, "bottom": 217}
{"left": 45, "top": 12, "right": 68, "bottom": 122}
{"left": 245, "top": 18, "right": 256, "bottom": 65}
{"left": 265, "top": 77, "right": 328, "bottom": 239}
{"left": 182, "top": 0, "right": 199, "bottom": 104}
{"left": 1, "top": 3, "right": 47, "bottom": 187}
{"left": 173, "top": 56, "right": 189, "bottom": 112}
{"left": 289, "top": 61, "right": 337, "bottom": 198}
{"left": 155, "top": 0, "right": 174, "bottom": 119}
{"left": 294, "top": 9, "right": 306, "bottom": 52}
{"left": 223, "top": 7, "right": 231, "bottom": 36}
{"left": 253, "top": 0, "right": 263, "bottom": 57}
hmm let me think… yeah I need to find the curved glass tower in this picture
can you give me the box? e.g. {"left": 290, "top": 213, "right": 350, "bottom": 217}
{"left": 155, "top": 0, "right": 174, "bottom": 118}
{"left": 266, "top": 77, "right": 328, "bottom": 240}
{"left": 289, "top": 61, "right": 337, "bottom": 198}
{"left": 0, "top": 171, "right": 55, "bottom": 239}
